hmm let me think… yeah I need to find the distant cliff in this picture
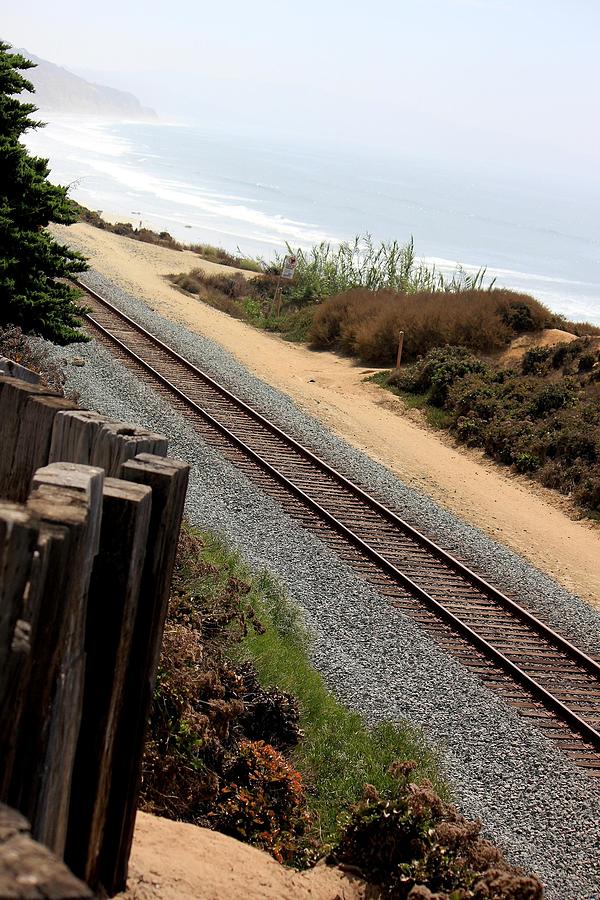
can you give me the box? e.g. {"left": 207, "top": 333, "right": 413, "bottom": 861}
{"left": 19, "top": 49, "right": 157, "bottom": 120}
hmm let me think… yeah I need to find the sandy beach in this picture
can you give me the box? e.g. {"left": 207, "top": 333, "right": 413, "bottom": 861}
{"left": 52, "top": 223, "right": 600, "bottom": 610}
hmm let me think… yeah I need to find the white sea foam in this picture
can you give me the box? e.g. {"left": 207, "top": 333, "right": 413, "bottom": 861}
{"left": 22, "top": 116, "right": 600, "bottom": 324}
{"left": 70, "top": 155, "right": 336, "bottom": 246}
{"left": 24, "top": 115, "right": 133, "bottom": 158}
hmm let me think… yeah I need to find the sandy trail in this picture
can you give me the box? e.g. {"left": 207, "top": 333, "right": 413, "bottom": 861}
{"left": 53, "top": 223, "right": 600, "bottom": 609}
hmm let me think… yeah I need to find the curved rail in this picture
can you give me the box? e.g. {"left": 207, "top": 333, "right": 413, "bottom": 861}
{"left": 77, "top": 279, "right": 600, "bottom": 755}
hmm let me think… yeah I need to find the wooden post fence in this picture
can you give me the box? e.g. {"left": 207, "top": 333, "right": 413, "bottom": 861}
{"left": 0, "top": 366, "right": 191, "bottom": 896}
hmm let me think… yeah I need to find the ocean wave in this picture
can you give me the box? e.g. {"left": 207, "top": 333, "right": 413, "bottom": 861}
{"left": 71, "top": 155, "right": 337, "bottom": 246}
{"left": 24, "top": 116, "right": 133, "bottom": 158}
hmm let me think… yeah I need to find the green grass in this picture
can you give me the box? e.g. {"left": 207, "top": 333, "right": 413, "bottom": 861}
{"left": 197, "top": 533, "right": 445, "bottom": 848}
{"left": 189, "top": 243, "right": 263, "bottom": 272}
{"left": 365, "top": 372, "right": 451, "bottom": 429}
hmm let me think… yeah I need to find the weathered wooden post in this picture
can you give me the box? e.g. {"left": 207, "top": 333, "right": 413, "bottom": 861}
{"left": 12, "top": 464, "right": 104, "bottom": 856}
{"left": 50, "top": 410, "right": 168, "bottom": 475}
{"left": 10, "top": 395, "right": 80, "bottom": 502}
{"left": 0, "top": 376, "right": 59, "bottom": 500}
{"left": 0, "top": 504, "right": 40, "bottom": 797}
{"left": 65, "top": 477, "right": 153, "bottom": 886}
{"left": 0, "top": 804, "right": 92, "bottom": 899}
{"left": 396, "top": 330, "right": 405, "bottom": 370}
{"left": 98, "top": 454, "right": 189, "bottom": 894}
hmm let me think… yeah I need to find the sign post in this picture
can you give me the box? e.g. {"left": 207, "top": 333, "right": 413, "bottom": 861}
{"left": 272, "top": 254, "right": 298, "bottom": 317}
{"left": 396, "top": 330, "right": 405, "bottom": 370}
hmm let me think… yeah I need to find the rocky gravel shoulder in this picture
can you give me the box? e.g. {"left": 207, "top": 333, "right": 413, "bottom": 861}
{"left": 35, "top": 270, "right": 600, "bottom": 899}
{"left": 78, "top": 270, "right": 600, "bottom": 657}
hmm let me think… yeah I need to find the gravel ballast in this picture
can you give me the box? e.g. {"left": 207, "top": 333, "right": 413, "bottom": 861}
{"left": 38, "top": 268, "right": 600, "bottom": 898}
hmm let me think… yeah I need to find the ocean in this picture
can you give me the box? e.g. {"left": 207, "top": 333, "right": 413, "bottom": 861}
{"left": 24, "top": 116, "right": 600, "bottom": 326}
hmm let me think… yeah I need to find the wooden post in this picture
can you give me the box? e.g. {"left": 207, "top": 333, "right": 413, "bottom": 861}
{"left": 48, "top": 410, "right": 111, "bottom": 467}
{"left": 99, "top": 454, "right": 189, "bottom": 894}
{"left": 88, "top": 421, "right": 168, "bottom": 476}
{"left": 0, "top": 504, "right": 40, "bottom": 797}
{"left": 65, "top": 478, "right": 152, "bottom": 887}
{"left": 271, "top": 271, "right": 282, "bottom": 318}
{"left": 0, "top": 377, "right": 58, "bottom": 500}
{"left": 50, "top": 410, "right": 168, "bottom": 476}
{"left": 396, "top": 330, "right": 405, "bottom": 370}
{"left": 16, "top": 465, "right": 104, "bottom": 856}
{"left": 0, "top": 804, "right": 92, "bottom": 899}
{"left": 0, "top": 357, "right": 41, "bottom": 385}
{"left": 10, "top": 395, "right": 80, "bottom": 502}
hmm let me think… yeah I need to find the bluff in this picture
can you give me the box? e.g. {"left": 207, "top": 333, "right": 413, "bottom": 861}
{"left": 19, "top": 49, "right": 157, "bottom": 120}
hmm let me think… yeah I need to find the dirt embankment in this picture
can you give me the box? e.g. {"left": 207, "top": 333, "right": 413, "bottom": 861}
{"left": 51, "top": 223, "right": 600, "bottom": 609}
{"left": 118, "top": 812, "right": 369, "bottom": 900}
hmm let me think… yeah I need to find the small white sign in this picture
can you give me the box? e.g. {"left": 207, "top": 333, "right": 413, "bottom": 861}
{"left": 281, "top": 255, "right": 298, "bottom": 280}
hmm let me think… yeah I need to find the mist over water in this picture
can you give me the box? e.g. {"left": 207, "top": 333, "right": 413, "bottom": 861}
{"left": 25, "top": 116, "right": 600, "bottom": 325}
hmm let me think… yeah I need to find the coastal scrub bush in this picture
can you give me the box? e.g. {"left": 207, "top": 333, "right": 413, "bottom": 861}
{"left": 310, "top": 288, "right": 558, "bottom": 364}
{"left": 387, "top": 339, "right": 600, "bottom": 513}
{"left": 141, "top": 523, "right": 305, "bottom": 843}
{"left": 390, "top": 347, "right": 489, "bottom": 406}
{"left": 211, "top": 739, "right": 310, "bottom": 862}
{"left": 331, "top": 762, "right": 543, "bottom": 899}
{"left": 1, "top": 43, "right": 87, "bottom": 342}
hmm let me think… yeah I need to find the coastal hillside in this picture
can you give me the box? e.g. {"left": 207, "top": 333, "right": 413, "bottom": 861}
{"left": 19, "top": 49, "right": 157, "bottom": 119}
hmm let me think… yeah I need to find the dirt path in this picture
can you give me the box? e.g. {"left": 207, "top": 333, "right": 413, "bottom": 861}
{"left": 54, "top": 223, "right": 600, "bottom": 609}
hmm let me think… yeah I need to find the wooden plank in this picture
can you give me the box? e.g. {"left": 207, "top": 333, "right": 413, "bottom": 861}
{"left": 0, "top": 357, "right": 41, "bottom": 385}
{"left": 0, "top": 505, "right": 39, "bottom": 798}
{"left": 99, "top": 454, "right": 189, "bottom": 894}
{"left": 89, "top": 422, "right": 168, "bottom": 476}
{"left": 65, "top": 477, "right": 152, "bottom": 887}
{"left": 48, "top": 410, "right": 112, "bottom": 467}
{"left": 8, "top": 520, "right": 72, "bottom": 822}
{"left": 49, "top": 411, "right": 167, "bottom": 476}
{"left": 16, "top": 466, "right": 104, "bottom": 856}
{"left": 0, "top": 804, "right": 91, "bottom": 899}
{"left": 0, "top": 378, "right": 57, "bottom": 501}
{"left": 10, "top": 396, "right": 80, "bottom": 503}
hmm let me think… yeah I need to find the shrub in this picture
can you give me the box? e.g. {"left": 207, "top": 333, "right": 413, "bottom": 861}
{"left": 522, "top": 346, "right": 551, "bottom": 375}
{"left": 331, "top": 762, "right": 542, "bottom": 899}
{"left": 310, "top": 288, "right": 558, "bottom": 365}
{"left": 141, "top": 525, "right": 307, "bottom": 853}
{"left": 391, "top": 347, "right": 489, "bottom": 407}
{"left": 528, "top": 380, "right": 578, "bottom": 417}
{"left": 386, "top": 341, "right": 600, "bottom": 513}
{"left": 211, "top": 739, "right": 309, "bottom": 862}
{"left": 278, "top": 235, "right": 492, "bottom": 308}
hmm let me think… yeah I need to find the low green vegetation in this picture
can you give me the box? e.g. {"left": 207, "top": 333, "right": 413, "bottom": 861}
{"left": 143, "top": 524, "right": 442, "bottom": 862}
{"left": 144, "top": 524, "right": 543, "bottom": 896}
{"left": 384, "top": 341, "right": 600, "bottom": 515}
{"left": 234, "top": 566, "right": 444, "bottom": 846}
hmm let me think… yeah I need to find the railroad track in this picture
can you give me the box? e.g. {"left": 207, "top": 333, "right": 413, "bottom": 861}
{"left": 78, "top": 280, "right": 600, "bottom": 777}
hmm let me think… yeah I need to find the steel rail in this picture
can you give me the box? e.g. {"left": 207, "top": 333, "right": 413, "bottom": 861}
{"left": 78, "top": 281, "right": 600, "bottom": 751}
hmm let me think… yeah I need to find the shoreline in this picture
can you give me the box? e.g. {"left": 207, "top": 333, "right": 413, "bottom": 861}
{"left": 53, "top": 222, "right": 600, "bottom": 609}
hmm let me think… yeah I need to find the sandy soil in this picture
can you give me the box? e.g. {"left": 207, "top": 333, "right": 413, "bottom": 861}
{"left": 117, "top": 812, "right": 370, "bottom": 900}
{"left": 53, "top": 223, "right": 600, "bottom": 609}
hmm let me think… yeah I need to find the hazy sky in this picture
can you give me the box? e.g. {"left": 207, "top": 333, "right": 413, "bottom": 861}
{"left": 4, "top": 0, "right": 600, "bottom": 178}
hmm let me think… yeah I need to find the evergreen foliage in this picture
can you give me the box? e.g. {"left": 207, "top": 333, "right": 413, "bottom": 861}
{"left": 0, "top": 42, "right": 87, "bottom": 343}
